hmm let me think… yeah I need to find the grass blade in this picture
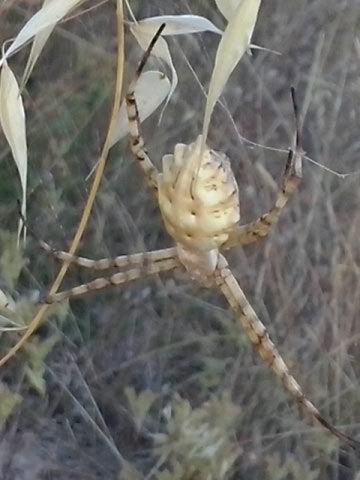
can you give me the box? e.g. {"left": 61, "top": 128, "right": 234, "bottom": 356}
{"left": 0, "top": 61, "right": 28, "bottom": 242}
{"left": 20, "top": 0, "right": 54, "bottom": 89}
{"left": 215, "top": 0, "right": 244, "bottom": 20}
{"left": 202, "top": 0, "right": 262, "bottom": 147}
{"left": 1, "top": 0, "right": 86, "bottom": 65}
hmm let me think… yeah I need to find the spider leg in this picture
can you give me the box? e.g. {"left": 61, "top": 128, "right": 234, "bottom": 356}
{"left": 38, "top": 238, "right": 176, "bottom": 271}
{"left": 223, "top": 147, "right": 302, "bottom": 249}
{"left": 43, "top": 255, "right": 180, "bottom": 304}
{"left": 125, "top": 24, "right": 166, "bottom": 195}
{"left": 214, "top": 253, "right": 360, "bottom": 449}
{"left": 223, "top": 87, "right": 303, "bottom": 250}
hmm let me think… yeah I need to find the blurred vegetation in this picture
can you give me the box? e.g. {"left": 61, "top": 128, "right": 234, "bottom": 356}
{"left": 1, "top": 0, "right": 360, "bottom": 479}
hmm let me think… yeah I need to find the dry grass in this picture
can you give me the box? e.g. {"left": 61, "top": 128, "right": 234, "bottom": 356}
{"left": 1, "top": 0, "right": 360, "bottom": 479}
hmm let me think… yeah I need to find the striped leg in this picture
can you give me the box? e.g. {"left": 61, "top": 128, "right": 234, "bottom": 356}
{"left": 44, "top": 255, "right": 180, "bottom": 304}
{"left": 223, "top": 87, "right": 302, "bottom": 250}
{"left": 125, "top": 24, "right": 166, "bottom": 195}
{"left": 214, "top": 253, "right": 359, "bottom": 449}
{"left": 223, "top": 146, "right": 302, "bottom": 249}
{"left": 38, "top": 239, "right": 177, "bottom": 271}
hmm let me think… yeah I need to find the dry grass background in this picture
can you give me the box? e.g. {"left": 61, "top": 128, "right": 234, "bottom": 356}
{"left": 1, "top": 0, "right": 360, "bottom": 479}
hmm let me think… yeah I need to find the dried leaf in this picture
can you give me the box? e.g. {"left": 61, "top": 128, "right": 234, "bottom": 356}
{"left": 21, "top": 0, "right": 54, "bottom": 89}
{"left": 0, "top": 62, "right": 28, "bottom": 241}
{"left": 1, "top": 0, "right": 86, "bottom": 64}
{"left": 111, "top": 70, "right": 171, "bottom": 146}
{"left": 130, "top": 15, "right": 222, "bottom": 111}
{"left": 135, "top": 14, "right": 222, "bottom": 35}
{"left": 215, "top": 0, "right": 244, "bottom": 20}
{"left": 202, "top": 0, "right": 262, "bottom": 146}
{"left": 215, "top": 2, "right": 278, "bottom": 55}
{"left": 130, "top": 23, "right": 177, "bottom": 108}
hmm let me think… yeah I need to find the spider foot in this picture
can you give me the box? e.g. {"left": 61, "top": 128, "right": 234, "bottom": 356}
{"left": 282, "top": 87, "right": 303, "bottom": 192}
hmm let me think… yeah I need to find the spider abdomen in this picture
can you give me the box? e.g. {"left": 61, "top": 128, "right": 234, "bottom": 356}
{"left": 158, "top": 135, "right": 240, "bottom": 251}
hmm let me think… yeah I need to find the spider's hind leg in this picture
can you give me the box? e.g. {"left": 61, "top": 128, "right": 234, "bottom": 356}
{"left": 214, "top": 253, "right": 360, "bottom": 450}
{"left": 20, "top": 206, "right": 177, "bottom": 272}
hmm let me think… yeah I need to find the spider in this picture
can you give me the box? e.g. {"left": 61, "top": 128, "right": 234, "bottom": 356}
{"left": 30, "top": 25, "right": 358, "bottom": 449}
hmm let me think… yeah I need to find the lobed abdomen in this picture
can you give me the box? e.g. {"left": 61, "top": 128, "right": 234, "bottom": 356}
{"left": 158, "top": 135, "right": 240, "bottom": 251}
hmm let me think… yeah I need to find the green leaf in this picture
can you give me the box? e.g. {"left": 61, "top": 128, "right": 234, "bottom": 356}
{"left": 24, "top": 335, "right": 59, "bottom": 395}
{"left": 0, "top": 231, "right": 25, "bottom": 288}
{"left": 0, "top": 383, "right": 22, "bottom": 426}
{"left": 125, "top": 386, "right": 157, "bottom": 432}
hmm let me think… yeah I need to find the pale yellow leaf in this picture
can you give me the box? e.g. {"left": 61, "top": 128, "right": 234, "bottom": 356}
{"left": 215, "top": 0, "right": 244, "bottom": 20}
{"left": 21, "top": 0, "right": 54, "bottom": 89}
{"left": 130, "top": 16, "right": 221, "bottom": 111}
{"left": 0, "top": 61, "right": 28, "bottom": 241}
{"left": 111, "top": 70, "right": 171, "bottom": 146}
{"left": 202, "top": 0, "right": 262, "bottom": 146}
{"left": 1, "top": 0, "right": 86, "bottom": 64}
{"left": 135, "top": 15, "right": 222, "bottom": 35}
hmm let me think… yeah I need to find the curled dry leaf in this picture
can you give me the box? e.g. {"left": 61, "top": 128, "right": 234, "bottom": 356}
{"left": 135, "top": 15, "right": 222, "bottom": 36}
{"left": 201, "top": 0, "right": 262, "bottom": 148}
{"left": 0, "top": 61, "right": 28, "bottom": 242}
{"left": 130, "top": 14, "right": 222, "bottom": 110}
{"left": 111, "top": 71, "right": 171, "bottom": 146}
{"left": 130, "top": 23, "right": 177, "bottom": 109}
{"left": 0, "top": 0, "right": 86, "bottom": 65}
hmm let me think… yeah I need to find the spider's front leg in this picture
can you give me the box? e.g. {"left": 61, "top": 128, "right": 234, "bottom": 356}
{"left": 223, "top": 87, "right": 303, "bottom": 250}
{"left": 125, "top": 24, "right": 166, "bottom": 196}
{"left": 214, "top": 253, "right": 359, "bottom": 449}
{"left": 21, "top": 210, "right": 178, "bottom": 272}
